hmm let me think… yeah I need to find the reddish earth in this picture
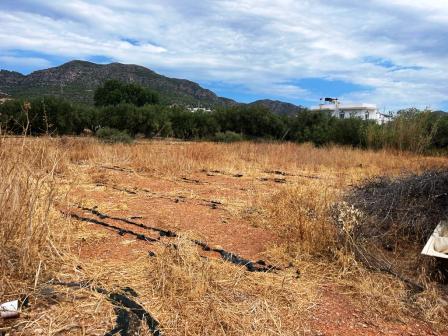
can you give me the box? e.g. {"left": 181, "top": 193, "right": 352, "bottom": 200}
{"left": 309, "top": 286, "right": 445, "bottom": 336}
{"left": 68, "top": 164, "right": 446, "bottom": 335}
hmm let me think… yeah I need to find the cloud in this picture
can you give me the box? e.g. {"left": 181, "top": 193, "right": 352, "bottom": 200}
{"left": 0, "top": 0, "right": 447, "bottom": 110}
{"left": 0, "top": 55, "right": 52, "bottom": 69}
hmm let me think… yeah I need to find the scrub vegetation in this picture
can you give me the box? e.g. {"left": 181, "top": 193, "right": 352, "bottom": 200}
{"left": 1, "top": 81, "right": 448, "bottom": 152}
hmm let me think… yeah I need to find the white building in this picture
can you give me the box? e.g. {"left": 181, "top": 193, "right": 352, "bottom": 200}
{"left": 311, "top": 99, "right": 391, "bottom": 124}
{"left": 187, "top": 107, "right": 213, "bottom": 113}
{"left": 168, "top": 104, "right": 214, "bottom": 113}
{"left": 0, "top": 91, "right": 11, "bottom": 105}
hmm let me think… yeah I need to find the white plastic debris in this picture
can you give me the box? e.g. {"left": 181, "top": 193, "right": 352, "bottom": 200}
{"left": 422, "top": 221, "right": 448, "bottom": 259}
{"left": 0, "top": 300, "right": 18, "bottom": 312}
{"left": 0, "top": 300, "right": 20, "bottom": 319}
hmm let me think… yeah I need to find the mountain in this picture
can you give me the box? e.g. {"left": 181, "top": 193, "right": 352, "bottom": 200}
{"left": 248, "top": 99, "right": 306, "bottom": 115}
{"left": 0, "top": 60, "right": 237, "bottom": 107}
{"left": 0, "top": 70, "right": 25, "bottom": 93}
{"left": 0, "top": 60, "right": 306, "bottom": 114}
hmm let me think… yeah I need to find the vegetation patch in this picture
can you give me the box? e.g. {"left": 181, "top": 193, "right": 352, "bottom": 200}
{"left": 338, "top": 170, "right": 448, "bottom": 284}
{"left": 96, "top": 127, "right": 133, "bottom": 144}
{"left": 212, "top": 131, "right": 244, "bottom": 143}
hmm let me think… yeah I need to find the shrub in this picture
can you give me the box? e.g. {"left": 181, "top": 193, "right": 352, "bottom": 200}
{"left": 366, "top": 109, "right": 438, "bottom": 153}
{"left": 95, "top": 127, "right": 133, "bottom": 144}
{"left": 212, "top": 131, "right": 244, "bottom": 143}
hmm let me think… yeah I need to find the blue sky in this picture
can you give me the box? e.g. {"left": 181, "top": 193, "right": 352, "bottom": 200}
{"left": 0, "top": 0, "right": 447, "bottom": 110}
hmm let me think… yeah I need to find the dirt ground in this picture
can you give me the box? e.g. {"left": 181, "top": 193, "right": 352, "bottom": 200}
{"left": 61, "top": 150, "right": 446, "bottom": 335}
{"left": 3, "top": 139, "right": 448, "bottom": 335}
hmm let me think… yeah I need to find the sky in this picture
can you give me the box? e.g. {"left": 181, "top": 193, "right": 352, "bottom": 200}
{"left": 0, "top": 0, "right": 447, "bottom": 111}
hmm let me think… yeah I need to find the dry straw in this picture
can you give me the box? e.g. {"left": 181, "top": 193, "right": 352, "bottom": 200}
{"left": 1, "top": 136, "right": 448, "bottom": 334}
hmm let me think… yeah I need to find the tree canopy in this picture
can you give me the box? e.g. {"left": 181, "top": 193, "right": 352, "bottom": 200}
{"left": 94, "top": 80, "right": 159, "bottom": 107}
{"left": 2, "top": 82, "right": 448, "bottom": 154}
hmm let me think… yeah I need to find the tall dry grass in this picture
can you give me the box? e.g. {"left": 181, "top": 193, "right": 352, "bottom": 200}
{"left": 255, "top": 182, "right": 338, "bottom": 259}
{"left": 2, "top": 137, "right": 447, "bottom": 333}
{"left": 0, "top": 137, "right": 70, "bottom": 296}
{"left": 61, "top": 138, "right": 447, "bottom": 178}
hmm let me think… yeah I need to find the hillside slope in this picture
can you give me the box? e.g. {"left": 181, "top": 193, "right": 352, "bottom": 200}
{"left": 248, "top": 99, "right": 306, "bottom": 115}
{"left": 0, "top": 61, "right": 308, "bottom": 115}
{"left": 0, "top": 60, "right": 237, "bottom": 107}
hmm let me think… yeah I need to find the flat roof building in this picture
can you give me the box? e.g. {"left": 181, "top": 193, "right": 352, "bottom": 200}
{"left": 311, "top": 99, "right": 391, "bottom": 124}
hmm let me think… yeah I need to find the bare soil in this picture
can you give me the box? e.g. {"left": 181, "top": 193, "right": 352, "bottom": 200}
{"left": 65, "top": 161, "right": 446, "bottom": 335}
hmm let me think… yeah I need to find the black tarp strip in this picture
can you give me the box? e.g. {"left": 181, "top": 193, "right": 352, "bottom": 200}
{"left": 69, "top": 209, "right": 281, "bottom": 273}
{"left": 51, "top": 281, "right": 162, "bottom": 336}
{"left": 79, "top": 207, "right": 176, "bottom": 237}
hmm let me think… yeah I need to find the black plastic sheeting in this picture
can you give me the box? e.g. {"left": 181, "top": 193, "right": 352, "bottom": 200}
{"left": 70, "top": 207, "right": 283, "bottom": 273}
{"left": 68, "top": 213, "right": 159, "bottom": 243}
{"left": 80, "top": 206, "right": 176, "bottom": 238}
{"left": 51, "top": 281, "right": 162, "bottom": 336}
{"left": 193, "top": 239, "right": 282, "bottom": 273}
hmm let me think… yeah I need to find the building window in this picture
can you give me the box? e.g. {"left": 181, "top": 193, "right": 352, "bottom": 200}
{"left": 365, "top": 112, "right": 369, "bottom": 120}
{"left": 339, "top": 112, "right": 345, "bottom": 119}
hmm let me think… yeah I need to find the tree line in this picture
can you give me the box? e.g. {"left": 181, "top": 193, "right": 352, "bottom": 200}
{"left": 0, "top": 80, "right": 447, "bottom": 153}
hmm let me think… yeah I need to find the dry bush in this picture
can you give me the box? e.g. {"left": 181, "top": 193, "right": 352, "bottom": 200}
{"left": 336, "top": 260, "right": 410, "bottom": 319}
{"left": 346, "top": 170, "right": 448, "bottom": 244}
{"left": 256, "top": 182, "right": 338, "bottom": 259}
{"left": 338, "top": 171, "right": 448, "bottom": 282}
{"left": 258, "top": 166, "right": 448, "bottom": 326}
{"left": 147, "top": 237, "right": 309, "bottom": 335}
{"left": 331, "top": 247, "right": 448, "bottom": 328}
{"left": 414, "top": 283, "right": 448, "bottom": 325}
{"left": 0, "top": 137, "right": 71, "bottom": 295}
{"left": 331, "top": 172, "right": 448, "bottom": 326}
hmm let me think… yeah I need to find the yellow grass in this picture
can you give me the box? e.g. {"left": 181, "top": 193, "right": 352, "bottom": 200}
{"left": 0, "top": 137, "right": 71, "bottom": 296}
{"left": 1, "top": 137, "right": 447, "bottom": 335}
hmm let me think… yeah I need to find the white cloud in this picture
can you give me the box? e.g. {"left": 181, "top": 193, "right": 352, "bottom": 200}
{"left": 0, "top": 55, "right": 52, "bottom": 69}
{"left": 0, "top": 0, "right": 447, "bottom": 109}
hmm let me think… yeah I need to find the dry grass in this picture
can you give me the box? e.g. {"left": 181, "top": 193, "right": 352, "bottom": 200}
{"left": 2, "top": 137, "right": 448, "bottom": 334}
{"left": 254, "top": 182, "right": 338, "bottom": 259}
{"left": 60, "top": 138, "right": 447, "bottom": 177}
{"left": 143, "top": 236, "right": 319, "bottom": 335}
{"left": 0, "top": 137, "right": 72, "bottom": 297}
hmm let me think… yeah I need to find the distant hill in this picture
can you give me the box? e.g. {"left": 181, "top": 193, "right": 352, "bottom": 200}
{"left": 248, "top": 99, "right": 306, "bottom": 116}
{"left": 0, "top": 60, "right": 306, "bottom": 115}
{"left": 0, "top": 60, "right": 237, "bottom": 107}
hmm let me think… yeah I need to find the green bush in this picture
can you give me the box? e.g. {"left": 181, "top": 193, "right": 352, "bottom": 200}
{"left": 95, "top": 127, "right": 133, "bottom": 144}
{"left": 365, "top": 109, "right": 438, "bottom": 153}
{"left": 213, "top": 131, "right": 244, "bottom": 143}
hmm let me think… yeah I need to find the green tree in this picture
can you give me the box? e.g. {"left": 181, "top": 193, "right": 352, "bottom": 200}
{"left": 94, "top": 80, "right": 159, "bottom": 107}
{"left": 432, "top": 115, "right": 448, "bottom": 149}
{"left": 287, "top": 110, "right": 332, "bottom": 145}
{"left": 214, "top": 105, "right": 286, "bottom": 139}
